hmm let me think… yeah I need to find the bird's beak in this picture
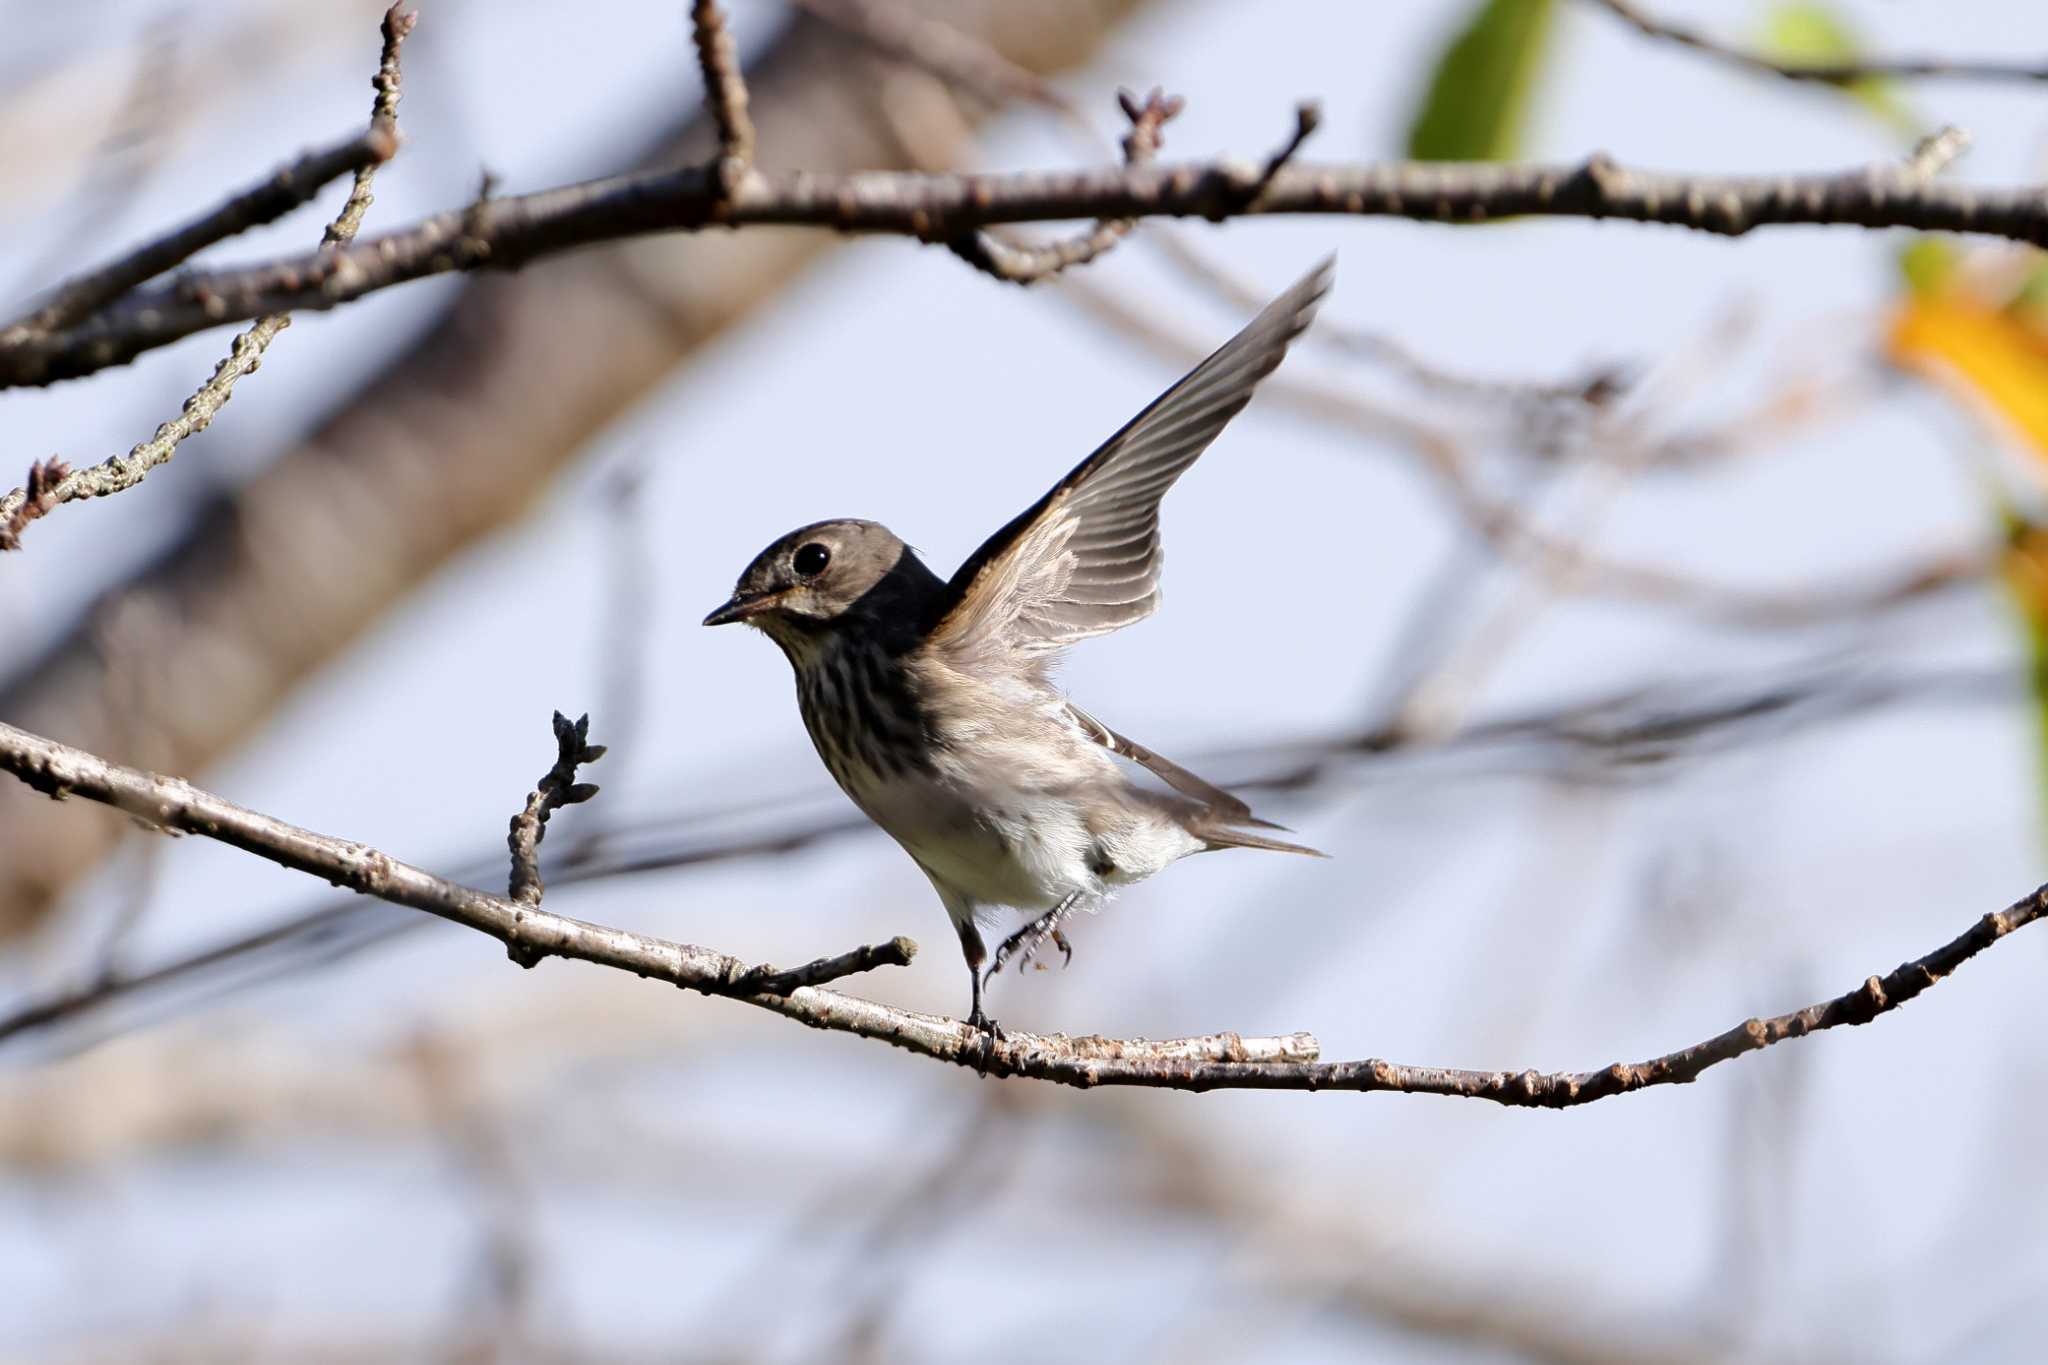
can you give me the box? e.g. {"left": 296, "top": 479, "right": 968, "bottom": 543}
{"left": 702, "top": 590, "right": 782, "bottom": 627}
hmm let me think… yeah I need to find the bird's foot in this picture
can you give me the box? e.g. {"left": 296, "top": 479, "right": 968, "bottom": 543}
{"left": 964, "top": 1003, "right": 1006, "bottom": 1070}
{"left": 989, "top": 896, "right": 1082, "bottom": 981}
{"left": 965, "top": 1003, "right": 1005, "bottom": 1039}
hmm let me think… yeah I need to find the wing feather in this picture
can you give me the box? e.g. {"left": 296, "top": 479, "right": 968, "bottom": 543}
{"left": 926, "top": 257, "right": 1333, "bottom": 662}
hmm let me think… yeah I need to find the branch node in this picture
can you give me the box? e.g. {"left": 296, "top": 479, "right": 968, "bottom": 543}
{"left": 0, "top": 457, "right": 71, "bottom": 552}
{"left": 507, "top": 711, "right": 607, "bottom": 907}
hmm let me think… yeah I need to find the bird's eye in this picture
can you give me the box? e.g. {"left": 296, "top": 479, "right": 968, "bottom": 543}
{"left": 793, "top": 542, "right": 831, "bottom": 577}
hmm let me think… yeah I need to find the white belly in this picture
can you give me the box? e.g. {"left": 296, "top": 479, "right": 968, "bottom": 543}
{"left": 843, "top": 762, "right": 1201, "bottom": 915}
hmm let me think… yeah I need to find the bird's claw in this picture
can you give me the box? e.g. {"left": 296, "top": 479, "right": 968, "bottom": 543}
{"left": 990, "top": 897, "right": 1082, "bottom": 981}
{"left": 964, "top": 1004, "right": 1006, "bottom": 1066}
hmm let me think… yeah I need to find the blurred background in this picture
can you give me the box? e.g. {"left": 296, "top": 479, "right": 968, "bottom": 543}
{"left": 3, "top": 0, "right": 2046, "bottom": 1359}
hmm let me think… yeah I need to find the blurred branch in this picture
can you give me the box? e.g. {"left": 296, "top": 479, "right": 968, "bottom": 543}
{"left": 0, "top": 4, "right": 414, "bottom": 550}
{"left": 1151, "top": 226, "right": 1623, "bottom": 408}
{"left": 16, "top": 136, "right": 2048, "bottom": 387}
{"left": 1, "top": 715, "right": 2038, "bottom": 1104}
{"left": 795, "top": 0, "right": 1077, "bottom": 117}
{"left": 1057, "top": 274, "right": 1994, "bottom": 628}
{"left": 1586, "top": 0, "right": 2048, "bottom": 85}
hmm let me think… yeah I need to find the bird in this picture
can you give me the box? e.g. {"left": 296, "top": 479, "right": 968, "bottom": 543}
{"left": 703, "top": 258, "right": 1333, "bottom": 1035}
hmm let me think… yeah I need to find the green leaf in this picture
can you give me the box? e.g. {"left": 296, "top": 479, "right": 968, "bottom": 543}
{"left": 1406, "top": 0, "right": 1556, "bottom": 162}
{"left": 1897, "top": 236, "right": 1960, "bottom": 297}
{"left": 2007, "top": 257, "right": 2048, "bottom": 323}
{"left": 1760, "top": 2, "right": 1913, "bottom": 133}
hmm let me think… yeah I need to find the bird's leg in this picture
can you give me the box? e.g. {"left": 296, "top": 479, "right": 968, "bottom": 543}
{"left": 956, "top": 917, "right": 1004, "bottom": 1044}
{"left": 988, "top": 891, "right": 1084, "bottom": 981}
{"left": 1050, "top": 927, "right": 1074, "bottom": 967}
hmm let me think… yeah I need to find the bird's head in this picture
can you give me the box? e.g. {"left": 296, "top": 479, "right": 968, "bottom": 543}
{"left": 703, "top": 519, "right": 935, "bottom": 656}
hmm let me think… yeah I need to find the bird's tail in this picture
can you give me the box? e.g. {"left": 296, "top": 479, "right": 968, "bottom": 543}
{"left": 1195, "top": 820, "right": 1327, "bottom": 858}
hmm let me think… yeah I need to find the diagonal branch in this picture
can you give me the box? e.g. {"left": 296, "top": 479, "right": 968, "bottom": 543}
{"left": 1586, "top": 0, "right": 2048, "bottom": 85}
{"left": 0, "top": 126, "right": 396, "bottom": 344}
{"left": 0, "top": 3, "right": 416, "bottom": 548}
{"left": 14, "top": 141, "right": 2048, "bottom": 388}
{"left": 0, "top": 716, "right": 2036, "bottom": 1104}
{"left": 0, "top": 662, "right": 2016, "bottom": 1053}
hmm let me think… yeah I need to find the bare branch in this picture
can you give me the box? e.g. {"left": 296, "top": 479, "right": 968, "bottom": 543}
{"left": 731, "top": 937, "right": 920, "bottom": 997}
{"left": 1906, "top": 125, "right": 1973, "bottom": 181}
{"left": 1245, "top": 99, "right": 1321, "bottom": 204}
{"left": 0, "top": 128, "right": 395, "bottom": 345}
{"left": 0, "top": 4, "right": 415, "bottom": 548}
{"left": 0, "top": 663, "right": 2011, "bottom": 1053}
{"left": 505, "top": 711, "right": 606, "bottom": 910}
{"left": 0, "top": 717, "right": 2035, "bottom": 1103}
{"left": 691, "top": 0, "right": 755, "bottom": 190}
{"left": 326, "top": 4, "right": 416, "bottom": 244}
{"left": 947, "top": 87, "right": 1181, "bottom": 285}
{"left": 0, "top": 458, "right": 69, "bottom": 552}
{"left": 1587, "top": 0, "right": 2048, "bottom": 85}
{"left": 16, "top": 141, "right": 2048, "bottom": 388}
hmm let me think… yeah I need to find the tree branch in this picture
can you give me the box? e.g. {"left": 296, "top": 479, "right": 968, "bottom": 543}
{"left": 0, "top": 716, "right": 2036, "bottom": 1104}
{"left": 1586, "top": 0, "right": 2048, "bottom": 85}
{"left": 0, "top": 3, "right": 415, "bottom": 546}
{"left": 689, "top": 0, "right": 755, "bottom": 191}
{"left": 0, "top": 126, "right": 396, "bottom": 345}
{"left": 13, "top": 143, "right": 2048, "bottom": 387}
{"left": 505, "top": 710, "right": 605, "bottom": 910}
{"left": 946, "top": 86, "right": 1182, "bottom": 285}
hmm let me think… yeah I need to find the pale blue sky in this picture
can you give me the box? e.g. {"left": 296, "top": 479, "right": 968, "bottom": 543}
{"left": 4, "top": 2, "right": 2046, "bottom": 1359}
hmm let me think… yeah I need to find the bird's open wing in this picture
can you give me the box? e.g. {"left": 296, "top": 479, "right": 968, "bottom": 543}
{"left": 924, "top": 257, "right": 1332, "bottom": 663}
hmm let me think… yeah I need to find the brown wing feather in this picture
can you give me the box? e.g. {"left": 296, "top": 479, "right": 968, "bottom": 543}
{"left": 1068, "top": 705, "right": 1323, "bottom": 859}
{"left": 1065, "top": 704, "right": 1275, "bottom": 827}
{"left": 926, "top": 257, "right": 1334, "bottom": 662}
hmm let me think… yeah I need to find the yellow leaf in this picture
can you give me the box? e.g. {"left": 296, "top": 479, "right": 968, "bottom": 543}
{"left": 1887, "top": 296, "right": 2048, "bottom": 462}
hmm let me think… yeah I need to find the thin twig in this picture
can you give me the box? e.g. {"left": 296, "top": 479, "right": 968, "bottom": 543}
{"left": 0, "top": 127, "right": 396, "bottom": 344}
{"left": 1055, "top": 274, "right": 1992, "bottom": 628}
{"left": 18, "top": 142, "right": 2048, "bottom": 388}
{"left": 0, "top": 459, "right": 69, "bottom": 552}
{"left": 0, "top": 717, "right": 2035, "bottom": 1104}
{"left": 948, "top": 87, "right": 1181, "bottom": 285}
{"left": 505, "top": 711, "right": 605, "bottom": 910}
{"left": 690, "top": 0, "right": 755, "bottom": 192}
{"left": 0, "top": 4, "right": 415, "bottom": 550}
{"left": 1243, "top": 100, "right": 1321, "bottom": 205}
{"left": 1587, "top": 0, "right": 2048, "bottom": 85}
{"left": 730, "top": 937, "right": 919, "bottom": 996}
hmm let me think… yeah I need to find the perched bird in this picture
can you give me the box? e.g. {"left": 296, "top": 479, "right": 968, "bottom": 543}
{"left": 704, "top": 259, "right": 1333, "bottom": 1033}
